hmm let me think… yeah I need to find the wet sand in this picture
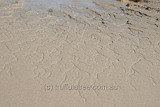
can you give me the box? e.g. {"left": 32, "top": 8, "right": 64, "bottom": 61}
{"left": 0, "top": 0, "right": 160, "bottom": 107}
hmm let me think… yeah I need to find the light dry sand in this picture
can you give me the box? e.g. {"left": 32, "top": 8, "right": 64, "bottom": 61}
{"left": 0, "top": 0, "right": 160, "bottom": 107}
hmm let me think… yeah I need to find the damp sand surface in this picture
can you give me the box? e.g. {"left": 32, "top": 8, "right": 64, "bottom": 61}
{"left": 0, "top": 0, "right": 160, "bottom": 107}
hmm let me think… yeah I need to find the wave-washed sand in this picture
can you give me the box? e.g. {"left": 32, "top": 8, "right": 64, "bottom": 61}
{"left": 0, "top": 0, "right": 160, "bottom": 107}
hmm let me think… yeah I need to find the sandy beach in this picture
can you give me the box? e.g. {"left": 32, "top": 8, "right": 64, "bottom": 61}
{"left": 0, "top": 0, "right": 160, "bottom": 107}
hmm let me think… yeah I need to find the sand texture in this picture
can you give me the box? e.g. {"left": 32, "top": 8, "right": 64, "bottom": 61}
{"left": 0, "top": 0, "right": 160, "bottom": 107}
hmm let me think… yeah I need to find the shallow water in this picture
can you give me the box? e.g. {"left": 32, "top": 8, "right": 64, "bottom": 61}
{"left": 6, "top": 0, "right": 123, "bottom": 13}
{"left": 7, "top": 0, "right": 97, "bottom": 10}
